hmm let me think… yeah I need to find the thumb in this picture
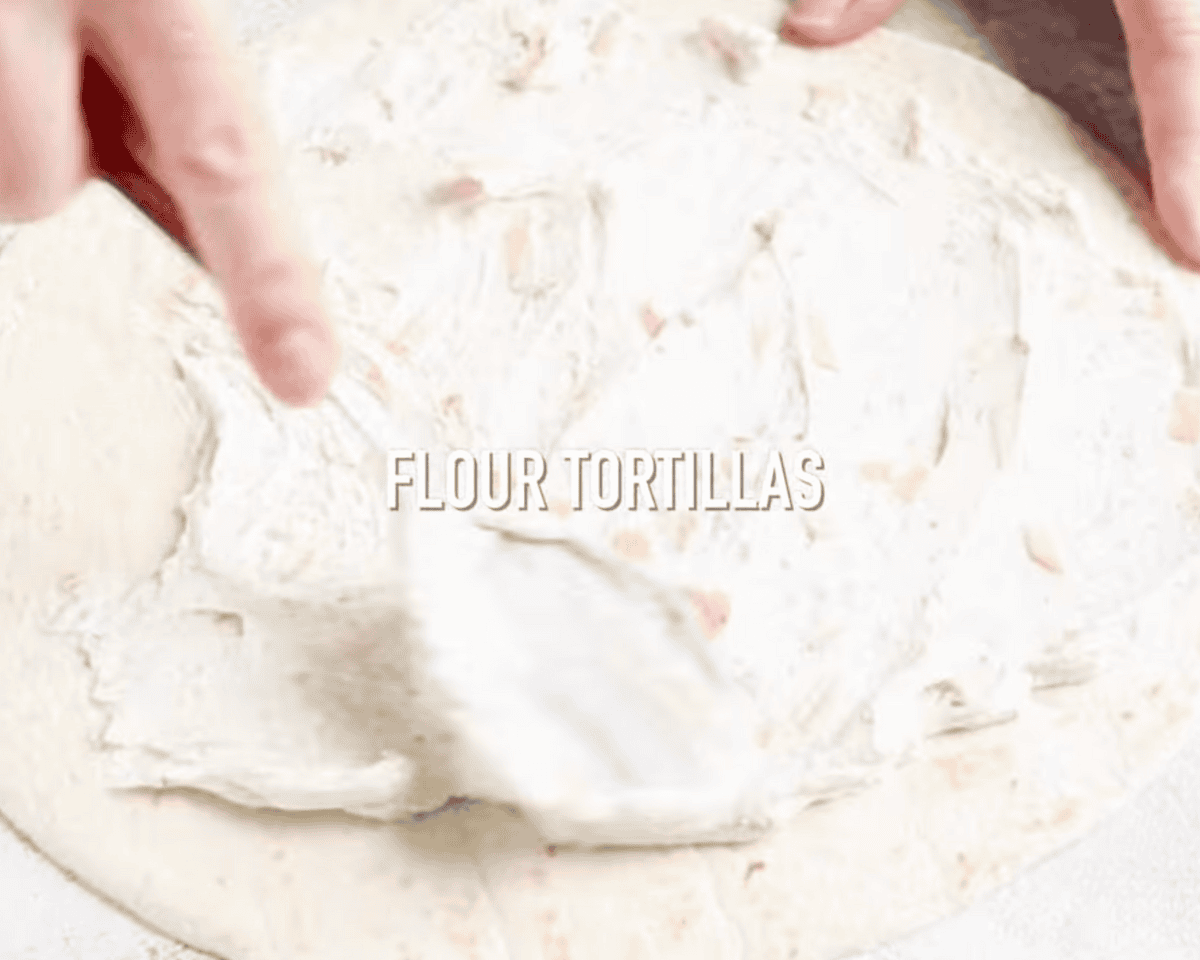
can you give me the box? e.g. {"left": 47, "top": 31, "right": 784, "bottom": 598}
{"left": 1114, "top": 0, "right": 1200, "bottom": 267}
{"left": 781, "top": 0, "right": 908, "bottom": 46}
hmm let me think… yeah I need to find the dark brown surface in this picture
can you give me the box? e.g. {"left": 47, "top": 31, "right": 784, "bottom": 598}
{"left": 79, "top": 32, "right": 202, "bottom": 265}
{"left": 950, "top": 0, "right": 1150, "bottom": 193}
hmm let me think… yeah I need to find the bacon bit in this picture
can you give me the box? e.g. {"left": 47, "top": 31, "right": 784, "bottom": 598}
{"left": 384, "top": 338, "right": 408, "bottom": 357}
{"left": 892, "top": 464, "right": 928, "bottom": 502}
{"left": 505, "top": 224, "right": 530, "bottom": 281}
{"left": 807, "top": 312, "right": 839, "bottom": 371}
{"left": 1023, "top": 526, "right": 1063, "bottom": 574}
{"left": 1168, "top": 388, "right": 1200, "bottom": 444}
{"left": 956, "top": 851, "right": 976, "bottom": 891}
{"left": 309, "top": 145, "right": 350, "bottom": 166}
{"left": 212, "top": 612, "right": 243, "bottom": 638}
{"left": 589, "top": 14, "right": 619, "bottom": 56}
{"left": 548, "top": 498, "right": 572, "bottom": 518}
{"left": 698, "top": 19, "right": 742, "bottom": 75}
{"left": 1151, "top": 286, "right": 1170, "bottom": 321}
{"left": 671, "top": 513, "right": 698, "bottom": 551}
{"left": 695, "top": 17, "right": 772, "bottom": 83}
{"left": 802, "top": 85, "right": 847, "bottom": 124}
{"left": 904, "top": 122, "right": 922, "bottom": 162}
{"left": 365, "top": 363, "right": 386, "bottom": 400}
{"left": 934, "top": 755, "right": 980, "bottom": 790}
{"left": 901, "top": 98, "right": 931, "bottom": 162}
{"left": 428, "top": 176, "right": 485, "bottom": 206}
{"left": 641, "top": 305, "right": 665, "bottom": 339}
{"left": 1181, "top": 487, "right": 1200, "bottom": 523}
{"left": 859, "top": 461, "right": 893, "bottom": 484}
{"left": 688, "top": 589, "right": 731, "bottom": 639}
{"left": 1051, "top": 799, "right": 1078, "bottom": 827}
{"left": 503, "top": 29, "right": 547, "bottom": 90}
{"left": 612, "top": 529, "right": 650, "bottom": 560}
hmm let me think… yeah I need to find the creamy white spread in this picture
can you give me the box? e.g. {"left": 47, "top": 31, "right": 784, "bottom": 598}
{"left": 48, "top": 0, "right": 1200, "bottom": 847}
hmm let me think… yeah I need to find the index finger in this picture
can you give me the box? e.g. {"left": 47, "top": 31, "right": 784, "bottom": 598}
{"left": 82, "top": 0, "right": 337, "bottom": 406}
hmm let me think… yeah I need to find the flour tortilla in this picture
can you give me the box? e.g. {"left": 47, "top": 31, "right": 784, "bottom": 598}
{"left": 3, "top": 0, "right": 1200, "bottom": 958}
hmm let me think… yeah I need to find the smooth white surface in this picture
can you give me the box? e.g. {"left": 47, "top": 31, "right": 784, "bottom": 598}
{"left": 0, "top": 815, "right": 207, "bottom": 959}
{"left": 2, "top": 1, "right": 1197, "bottom": 958}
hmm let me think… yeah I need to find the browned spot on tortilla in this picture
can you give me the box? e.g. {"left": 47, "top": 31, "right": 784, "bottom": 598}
{"left": 688, "top": 589, "right": 731, "bottom": 639}
{"left": 612, "top": 529, "right": 650, "bottom": 560}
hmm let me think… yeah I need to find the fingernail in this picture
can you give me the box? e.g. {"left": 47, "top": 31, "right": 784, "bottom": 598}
{"left": 267, "top": 326, "right": 336, "bottom": 407}
{"left": 782, "top": 0, "right": 849, "bottom": 38}
{"left": 232, "top": 257, "right": 338, "bottom": 405}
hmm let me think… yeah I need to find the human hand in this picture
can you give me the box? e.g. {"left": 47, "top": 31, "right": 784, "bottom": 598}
{"left": 0, "top": 0, "right": 337, "bottom": 406}
{"left": 780, "top": 0, "right": 1200, "bottom": 272}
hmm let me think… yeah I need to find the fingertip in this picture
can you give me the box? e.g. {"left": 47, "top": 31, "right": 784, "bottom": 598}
{"left": 781, "top": 0, "right": 852, "bottom": 45}
{"left": 1153, "top": 170, "right": 1200, "bottom": 270}
{"left": 264, "top": 325, "right": 339, "bottom": 407}
{"left": 232, "top": 279, "right": 339, "bottom": 407}
{"left": 780, "top": 0, "right": 904, "bottom": 46}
